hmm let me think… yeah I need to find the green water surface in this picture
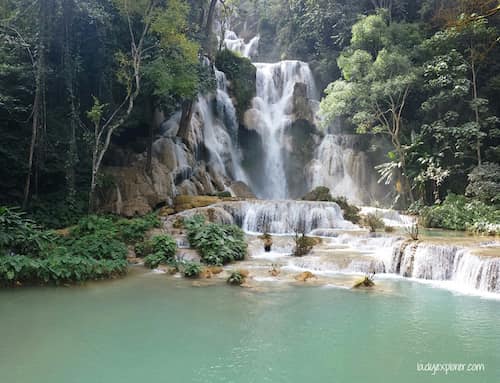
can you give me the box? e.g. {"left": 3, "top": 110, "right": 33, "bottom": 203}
{"left": 1, "top": 269, "right": 499, "bottom": 383}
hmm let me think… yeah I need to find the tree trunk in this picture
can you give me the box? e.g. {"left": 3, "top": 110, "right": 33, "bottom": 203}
{"left": 205, "top": 0, "right": 218, "bottom": 58}
{"left": 63, "top": 0, "right": 78, "bottom": 201}
{"left": 471, "top": 59, "right": 482, "bottom": 165}
{"left": 23, "top": 89, "right": 40, "bottom": 209}
{"left": 178, "top": 99, "right": 194, "bottom": 146}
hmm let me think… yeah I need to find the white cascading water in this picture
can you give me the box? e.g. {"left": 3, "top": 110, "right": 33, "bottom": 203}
{"left": 249, "top": 61, "right": 318, "bottom": 198}
{"left": 159, "top": 66, "right": 248, "bottom": 189}
{"left": 308, "top": 135, "right": 372, "bottom": 204}
{"left": 223, "top": 30, "right": 260, "bottom": 58}
{"left": 387, "top": 242, "right": 500, "bottom": 293}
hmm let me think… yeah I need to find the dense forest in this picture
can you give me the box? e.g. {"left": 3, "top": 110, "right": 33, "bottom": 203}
{"left": 0, "top": 0, "right": 499, "bottom": 230}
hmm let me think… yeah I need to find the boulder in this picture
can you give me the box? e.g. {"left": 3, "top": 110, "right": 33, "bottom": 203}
{"left": 294, "top": 271, "right": 316, "bottom": 282}
{"left": 230, "top": 181, "right": 256, "bottom": 199}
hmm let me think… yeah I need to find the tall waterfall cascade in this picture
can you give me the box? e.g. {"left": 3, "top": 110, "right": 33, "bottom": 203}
{"left": 220, "top": 30, "right": 383, "bottom": 202}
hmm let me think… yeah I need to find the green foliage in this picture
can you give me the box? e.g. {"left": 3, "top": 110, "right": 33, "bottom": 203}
{"left": 180, "top": 261, "right": 202, "bottom": 278}
{"left": 116, "top": 214, "right": 161, "bottom": 243}
{"left": 22, "top": 192, "right": 89, "bottom": 230}
{"left": 466, "top": 163, "right": 500, "bottom": 204}
{"left": 185, "top": 215, "right": 247, "bottom": 265}
{"left": 0, "top": 254, "right": 127, "bottom": 286}
{"left": 144, "top": 252, "right": 167, "bottom": 269}
{"left": 420, "top": 194, "right": 500, "bottom": 234}
{"left": 227, "top": 270, "right": 245, "bottom": 286}
{"left": 0, "top": 206, "right": 56, "bottom": 257}
{"left": 0, "top": 207, "right": 164, "bottom": 284}
{"left": 215, "top": 49, "right": 256, "bottom": 118}
{"left": 141, "top": 234, "right": 177, "bottom": 268}
{"left": 362, "top": 213, "right": 385, "bottom": 233}
{"left": 150, "top": 234, "right": 177, "bottom": 257}
{"left": 292, "top": 234, "right": 317, "bottom": 257}
{"left": 331, "top": 196, "right": 361, "bottom": 224}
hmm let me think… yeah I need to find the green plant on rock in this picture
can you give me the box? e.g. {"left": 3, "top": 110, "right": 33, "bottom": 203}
{"left": 331, "top": 196, "right": 361, "bottom": 224}
{"left": 362, "top": 213, "right": 385, "bottom": 233}
{"left": 292, "top": 234, "right": 318, "bottom": 257}
{"left": 214, "top": 49, "right": 256, "bottom": 118}
{"left": 150, "top": 234, "right": 176, "bottom": 257}
{"left": 144, "top": 252, "right": 167, "bottom": 269}
{"left": 185, "top": 215, "right": 247, "bottom": 265}
{"left": 227, "top": 270, "right": 245, "bottom": 286}
{"left": 180, "top": 261, "right": 202, "bottom": 278}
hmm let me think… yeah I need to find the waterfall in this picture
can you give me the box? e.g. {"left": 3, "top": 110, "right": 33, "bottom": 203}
{"left": 388, "top": 242, "right": 500, "bottom": 293}
{"left": 308, "top": 135, "right": 373, "bottom": 204}
{"left": 156, "top": 64, "right": 248, "bottom": 194}
{"left": 244, "top": 61, "right": 318, "bottom": 198}
{"left": 180, "top": 200, "right": 356, "bottom": 234}
{"left": 223, "top": 30, "right": 259, "bottom": 58}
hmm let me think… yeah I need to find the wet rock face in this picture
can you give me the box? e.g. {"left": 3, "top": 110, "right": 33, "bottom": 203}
{"left": 282, "top": 119, "right": 318, "bottom": 198}
{"left": 230, "top": 181, "right": 256, "bottom": 199}
{"left": 292, "top": 82, "right": 313, "bottom": 123}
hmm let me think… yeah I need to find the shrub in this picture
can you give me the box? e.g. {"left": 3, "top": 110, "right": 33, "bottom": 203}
{"left": 292, "top": 234, "right": 318, "bottom": 256}
{"left": 361, "top": 213, "right": 385, "bottom": 233}
{"left": 0, "top": 254, "right": 127, "bottom": 286}
{"left": 116, "top": 214, "right": 160, "bottom": 244}
{"left": 227, "top": 270, "right": 246, "bottom": 285}
{"left": 69, "top": 215, "right": 116, "bottom": 237}
{"left": 150, "top": 235, "right": 176, "bottom": 258}
{"left": 61, "top": 234, "right": 128, "bottom": 260}
{"left": 420, "top": 194, "right": 500, "bottom": 234}
{"left": 0, "top": 206, "right": 56, "bottom": 256}
{"left": 185, "top": 216, "right": 247, "bottom": 265}
{"left": 181, "top": 261, "right": 202, "bottom": 278}
{"left": 331, "top": 196, "right": 361, "bottom": 224}
{"left": 144, "top": 252, "right": 167, "bottom": 269}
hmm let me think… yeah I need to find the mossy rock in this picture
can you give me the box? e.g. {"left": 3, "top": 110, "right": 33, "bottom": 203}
{"left": 174, "top": 195, "right": 221, "bottom": 212}
{"left": 215, "top": 49, "right": 256, "bottom": 120}
{"left": 294, "top": 271, "right": 316, "bottom": 282}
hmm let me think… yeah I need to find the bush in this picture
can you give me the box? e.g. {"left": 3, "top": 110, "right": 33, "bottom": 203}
{"left": 292, "top": 234, "right": 318, "bottom": 256}
{"left": 150, "top": 235, "right": 176, "bottom": 257}
{"left": 0, "top": 206, "right": 57, "bottom": 257}
{"left": 116, "top": 213, "right": 160, "bottom": 243}
{"left": 361, "top": 213, "right": 385, "bottom": 233}
{"left": 144, "top": 252, "right": 167, "bottom": 269}
{"left": 181, "top": 261, "right": 202, "bottom": 278}
{"left": 61, "top": 234, "right": 127, "bottom": 260}
{"left": 227, "top": 270, "right": 246, "bottom": 285}
{"left": 0, "top": 254, "right": 127, "bottom": 286}
{"left": 420, "top": 194, "right": 500, "bottom": 234}
{"left": 331, "top": 196, "right": 361, "bottom": 224}
{"left": 185, "top": 215, "right": 247, "bottom": 265}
